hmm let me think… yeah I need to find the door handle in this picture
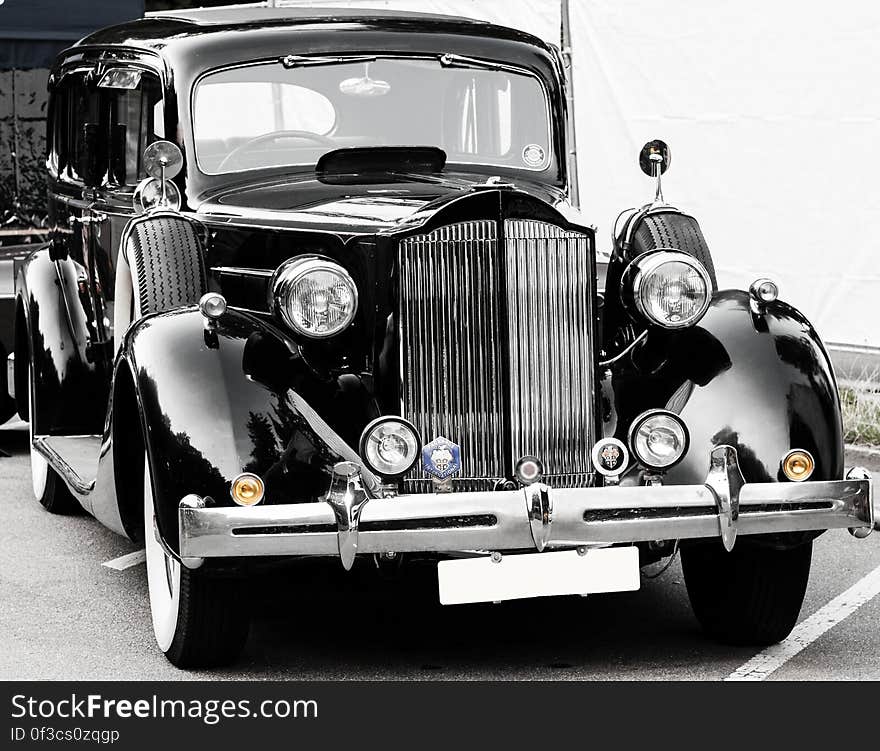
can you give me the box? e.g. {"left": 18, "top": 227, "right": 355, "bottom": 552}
{"left": 68, "top": 213, "right": 107, "bottom": 226}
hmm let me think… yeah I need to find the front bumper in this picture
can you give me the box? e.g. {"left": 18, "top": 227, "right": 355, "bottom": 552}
{"left": 178, "top": 445, "right": 873, "bottom": 570}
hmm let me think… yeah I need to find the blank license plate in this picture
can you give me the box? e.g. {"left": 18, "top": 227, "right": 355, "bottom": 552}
{"left": 437, "top": 547, "right": 640, "bottom": 605}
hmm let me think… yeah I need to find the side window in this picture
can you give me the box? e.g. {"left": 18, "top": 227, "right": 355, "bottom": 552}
{"left": 50, "top": 67, "right": 163, "bottom": 187}
{"left": 63, "top": 73, "right": 101, "bottom": 184}
{"left": 104, "top": 72, "right": 163, "bottom": 186}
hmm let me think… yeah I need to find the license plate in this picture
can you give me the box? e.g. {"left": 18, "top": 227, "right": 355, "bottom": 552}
{"left": 437, "top": 547, "right": 640, "bottom": 605}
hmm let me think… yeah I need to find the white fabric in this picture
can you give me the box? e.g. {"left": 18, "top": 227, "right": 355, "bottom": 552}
{"left": 276, "top": 0, "right": 878, "bottom": 346}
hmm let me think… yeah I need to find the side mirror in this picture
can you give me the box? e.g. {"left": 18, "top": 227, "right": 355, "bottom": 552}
{"left": 143, "top": 139, "right": 183, "bottom": 181}
{"left": 639, "top": 140, "right": 671, "bottom": 177}
{"left": 135, "top": 140, "right": 184, "bottom": 213}
{"left": 639, "top": 140, "right": 671, "bottom": 204}
{"left": 78, "top": 123, "right": 102, "bottom": 187}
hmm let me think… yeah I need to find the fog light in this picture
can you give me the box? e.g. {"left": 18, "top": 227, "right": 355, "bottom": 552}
{"left": 359, "top": 417, "right": 420, "bottom": 479}
{"left": 515, "top": 456, "right": 544, "bottom": 485}
{"left": 782, "top": 449, "right": 814, "bottom": 482}
{"left": 628, "top": 410, "right": 689, "bottom": 470}
{"left": 231, "top": 472, "right": 264, "bottom": 506}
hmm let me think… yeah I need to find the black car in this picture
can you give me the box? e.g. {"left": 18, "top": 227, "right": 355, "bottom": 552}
{"left": 7, "top": 6, "right": 872, "bottom": 667}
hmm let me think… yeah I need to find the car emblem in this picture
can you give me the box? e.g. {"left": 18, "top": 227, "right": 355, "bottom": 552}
{"left": 422, "top": 436, "right": 462, "bottom": 480}
{"left": 600, "top": 444, "right": 620, "bottom": 469}
{"left": 591, "top": 437, "right": 630, "bottom": 477}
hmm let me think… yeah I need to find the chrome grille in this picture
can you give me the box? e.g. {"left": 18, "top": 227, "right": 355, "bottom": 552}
{"left": 399, "top": 221, "right": 506, "bottom": 486}
{"left": 505, "top": 219, "right": 595, "bottom": 479}
{"left": 398, "top": 218, "right": 595, "bottom": 491}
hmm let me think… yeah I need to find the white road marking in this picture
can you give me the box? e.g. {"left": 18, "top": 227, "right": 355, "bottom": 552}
{"left": 102, "top": 549, "right": 146, "bottom": 571}
{"left": 726, "top": 562, "right": 880, "bottom": 681}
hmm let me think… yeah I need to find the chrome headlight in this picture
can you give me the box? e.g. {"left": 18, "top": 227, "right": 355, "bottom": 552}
{"left": 628, "top": 410, "right": 689, "bottom": 470}
{"left": 272, "top": 256, "right": 358, "bottom": 338}
{"left": 629, "top": 251, "right": 711, "bottom": 329}
{"left": 359, "top": 417, "right": 421, "bottom": 479}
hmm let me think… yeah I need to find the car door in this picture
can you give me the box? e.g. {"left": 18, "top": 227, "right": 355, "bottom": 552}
{"left": 37, "top": 68, "right": 108, "bottom": 436}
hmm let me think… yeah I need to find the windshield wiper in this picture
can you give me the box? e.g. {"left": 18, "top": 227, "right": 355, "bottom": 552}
{"left": 280, "top": 54, "right": 378, "bottom": 68}
{"left": 438, "top": 53, "right": 504, "bottom": 71}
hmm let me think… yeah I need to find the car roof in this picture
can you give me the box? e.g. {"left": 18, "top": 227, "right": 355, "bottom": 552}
{"left": 73, "top": 4, "right": 552, "bottom": 55}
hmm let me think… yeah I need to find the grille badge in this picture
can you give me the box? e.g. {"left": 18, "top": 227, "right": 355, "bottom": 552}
{"left": 422, "top": 437, "right": 462, "bottom": 480}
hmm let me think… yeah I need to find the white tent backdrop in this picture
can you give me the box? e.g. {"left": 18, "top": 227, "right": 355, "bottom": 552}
{"left": 273, "top": 0, "right": 879, "bottom": 347}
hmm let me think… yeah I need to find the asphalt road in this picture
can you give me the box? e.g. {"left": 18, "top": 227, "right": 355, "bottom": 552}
{"left": 1, "top": 420, "right": 878, "bottom": 681}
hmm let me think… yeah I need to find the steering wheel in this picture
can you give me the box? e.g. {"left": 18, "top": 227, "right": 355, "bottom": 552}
{"left": 218, "top": 130, "right": 336, "bottom": 171}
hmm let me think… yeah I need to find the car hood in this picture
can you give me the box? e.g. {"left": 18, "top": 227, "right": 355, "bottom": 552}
{"left": 195, "top": 171, "right": 568, "bottom": 235}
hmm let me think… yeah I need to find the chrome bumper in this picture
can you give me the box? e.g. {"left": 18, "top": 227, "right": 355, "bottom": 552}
{"left": 178, "top": 446, "right": 874, "bottom": 570}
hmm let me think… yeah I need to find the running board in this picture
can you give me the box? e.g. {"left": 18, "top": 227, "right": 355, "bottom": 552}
{"left": 32, "top": 435, "right": 102, "bottom": 495}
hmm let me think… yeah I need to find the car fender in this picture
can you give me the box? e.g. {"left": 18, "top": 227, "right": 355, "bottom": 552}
{"left": 15, "top": 246, "right": 105, "bottom": 433}
{"left": 116, "top": 306, "right": 378, "bottom": 553}
{"left": 613, "top": 289, "right": 843, "bottom": 487}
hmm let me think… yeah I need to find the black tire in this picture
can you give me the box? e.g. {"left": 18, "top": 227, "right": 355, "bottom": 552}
{"left": 35, "top": 466, "right": 80, "bottom": 515}
{"left": 126, "top": 215, "right": 207, "bottom": 316}
{"left": 28, "top": 355, "right": 79, "bottom": 515}
{"left": 631, "top": 211, "right": 718, "bottom": 289}
{"left": 681, "top": 540, "right": 813, "bottom": 646}
{"left": 166, "top": 570, "right": 251, "bottom": 669}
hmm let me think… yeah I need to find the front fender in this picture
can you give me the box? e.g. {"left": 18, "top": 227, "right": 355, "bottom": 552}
{"left": 120, "top": 307, "right": 378, "bottom": 553}
{"left": 614, "top": 290, "right": 843, "bottom": 486}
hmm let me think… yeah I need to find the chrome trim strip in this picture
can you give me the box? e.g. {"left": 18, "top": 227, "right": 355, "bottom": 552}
{"left": 211, "top": 266, "right": 275, "bottom": 278}
{"left": 32, "top": 436, "right": 94, "bottom": 495}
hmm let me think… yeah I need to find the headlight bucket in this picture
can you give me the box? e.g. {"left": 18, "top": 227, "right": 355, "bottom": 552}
{"left": 272, "top": 255, "right": 358, "bottom": 339}
{"left": 623, "top": 250, "right": 712, "bottom": 329}
{"left": 628, "top": 409, "right": 690, "bottom": 470}
{"left": 359, "top": 417, "right": 421, "bottom": 479}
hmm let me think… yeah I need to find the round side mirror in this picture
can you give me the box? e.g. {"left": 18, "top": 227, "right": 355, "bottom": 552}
{"left": 639, "top": 140, "right": 671, "bottom": 177}
{"left": 143, "top": 140, "right": 183, "bottom": 180}
{"left": 133, "top": 177, "right": 181, "bottom": 214}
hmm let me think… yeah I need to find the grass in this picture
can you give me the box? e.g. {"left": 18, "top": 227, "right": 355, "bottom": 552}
{"left": 840, "top": 384, "right": 880, "bottom": 448}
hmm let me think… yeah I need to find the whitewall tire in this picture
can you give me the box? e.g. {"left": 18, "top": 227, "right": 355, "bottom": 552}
{"left": 143, "top": 452, "right": 249, "bottom": 667}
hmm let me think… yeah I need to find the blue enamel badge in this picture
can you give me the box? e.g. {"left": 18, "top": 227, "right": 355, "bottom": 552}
{"left": 422, "top": 436, "right": 462, "bottom": 480}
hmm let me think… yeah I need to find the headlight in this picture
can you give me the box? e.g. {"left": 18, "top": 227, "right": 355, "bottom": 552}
{"left": 628, "top": 251, "right": 711, "bottom": 329}
{"left": 359, "top": 417, "right": 421, "bottom": 479}
{"left": 628, "top": 410, "right": 689, "bottom": 470}
{"left": 272, "top": 256, "right": 358, "bottom": 338}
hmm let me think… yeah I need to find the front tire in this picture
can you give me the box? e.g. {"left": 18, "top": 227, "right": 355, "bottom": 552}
{"left": 681, "top": 540, "right": 812, "bottom": 646}
{"left": 144, "top": 456, "right": 249, "bottom": 667}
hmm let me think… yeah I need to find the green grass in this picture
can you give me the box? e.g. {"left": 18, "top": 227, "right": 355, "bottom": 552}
{"left": 840, "top": 386, "right": 880, "bottom": 448}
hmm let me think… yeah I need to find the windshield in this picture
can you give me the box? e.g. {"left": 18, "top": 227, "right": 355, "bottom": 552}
{"left": 193, "top": 57, "right": 554, "bottom": 176}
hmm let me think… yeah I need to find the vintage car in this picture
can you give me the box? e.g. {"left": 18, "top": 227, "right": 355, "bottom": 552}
{"left": 8, "top": 6, "right": 873, "bottom": 667}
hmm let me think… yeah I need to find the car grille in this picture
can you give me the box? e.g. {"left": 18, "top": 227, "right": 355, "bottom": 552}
{"left": 398, "top": 218, "right": 595, "bottom": 491}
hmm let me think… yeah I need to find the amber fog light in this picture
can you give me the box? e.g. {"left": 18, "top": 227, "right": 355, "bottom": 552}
{"left": 782, "top": 450, "right": 814, "bottom": 482}
{"left": 231, "top": 473, "right": 265, "bottom": 506}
